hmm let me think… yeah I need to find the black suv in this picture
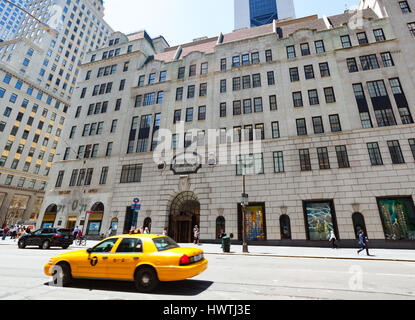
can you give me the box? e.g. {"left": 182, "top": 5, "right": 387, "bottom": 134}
{"left": 18, "top": 228, "right": 73, "bottom": 249}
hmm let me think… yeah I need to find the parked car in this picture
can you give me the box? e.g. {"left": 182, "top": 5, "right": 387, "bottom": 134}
{"left": 44, "top": 234, "right": 208, "bottom": 292}
{"left": 18, "top": 228, "right": 73, "bottom": 249}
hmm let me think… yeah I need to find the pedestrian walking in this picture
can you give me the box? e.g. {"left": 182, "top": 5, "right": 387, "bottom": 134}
{"left": 16, "top": 226, "right": 23, "bottom": 240}
{"left": 25, "top": 226, "right": 31, "bottom": 234}
{"left": 193, "top": 225, "right": 200, "bottom": 245}
{"left": 2, "top": 226, "right": 9, "bottom": 240}
{"left": 73, "top": 226, "right": 79, "bottom": 239}
{"left": 139, "top": 227, "right": 143, "bottom": 234}
{"left": 106, "top": 227, "right": 112, "bottom": 238}
{"left": 162, "top": 227, "right": 168, "bottom": 236}
{"left": 329, "top": 230, "right": 338, "bottom": 249}
{"left": 357, "top": 229, "right": 371, "bottom": 256}
{"left": 11, "top": 225, "right": 17, "bottom": 240}
{"left": 144, "top": 227, "right": 150, "bottom": 234}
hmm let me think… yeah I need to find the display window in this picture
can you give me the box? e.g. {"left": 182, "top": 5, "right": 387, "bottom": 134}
{"left": 378, "top": 197, "right": 415, "bottom": 240}
{"left": 238, "top": 203, "right": 267, "bottom": 241}
{"left": 304, "top": 200, "right": 338, "bottom": 241}
{"left": 87, "top": 221, "right": 102, "bottom": 235}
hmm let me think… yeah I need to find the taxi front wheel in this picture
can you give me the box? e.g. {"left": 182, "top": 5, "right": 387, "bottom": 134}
{"left": 52, "top": 263, "right": 72, "bottom": 287}
{"left": 134, "top": 266, "right": 159, "bottom": 293}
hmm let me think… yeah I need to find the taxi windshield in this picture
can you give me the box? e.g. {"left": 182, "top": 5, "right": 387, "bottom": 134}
{"left": 153, "top": 236, "right": 179, "bottom": 252}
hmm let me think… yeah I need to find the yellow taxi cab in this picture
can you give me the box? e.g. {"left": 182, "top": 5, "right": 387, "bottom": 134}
{"left": 44, "top": 234, "right": 207, "bottom": 292}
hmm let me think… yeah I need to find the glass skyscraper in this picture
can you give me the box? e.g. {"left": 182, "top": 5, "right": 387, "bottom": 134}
{"left": 234, "top": 0, "right": 296, "bottom": 29}
{"left": 249, "top": 0, "right": 278, "bottom": 27}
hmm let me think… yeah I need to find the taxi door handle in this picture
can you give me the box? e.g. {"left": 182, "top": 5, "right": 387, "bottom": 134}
{"left": 134, "top": 257, "right": 139, "bottom": 260}
{"left": 102, "top": 256, "right": 108, "bottom": 260}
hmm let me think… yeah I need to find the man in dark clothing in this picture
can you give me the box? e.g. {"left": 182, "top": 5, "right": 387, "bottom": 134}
{"left": 357, "top": 230, "right": 371, "bottom": 256}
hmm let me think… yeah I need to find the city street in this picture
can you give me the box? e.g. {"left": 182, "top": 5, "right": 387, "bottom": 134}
{"left": 0, "top": 241, "right": 414, "bottom": 300}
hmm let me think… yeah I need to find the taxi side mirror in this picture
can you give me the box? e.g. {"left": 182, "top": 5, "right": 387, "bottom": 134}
{"left": 86, "top": 248, "right": 93, "bottom": 254}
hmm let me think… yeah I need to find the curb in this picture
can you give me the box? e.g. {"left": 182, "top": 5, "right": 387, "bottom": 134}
{"left": 203, "top": 251, "right": 415, "bottom": 263}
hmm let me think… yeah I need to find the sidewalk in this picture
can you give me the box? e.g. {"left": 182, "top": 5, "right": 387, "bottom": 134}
{"left": 2, "top": 238, "right": 414, "bottom": 262}
{"left": 181, "top": 243, "right": 415, "bottom": 262}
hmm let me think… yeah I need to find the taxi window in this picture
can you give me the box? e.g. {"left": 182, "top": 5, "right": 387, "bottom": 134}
{"left": 152, "top": 236, "right": 179, "bottom": 252}
{"left": 91, "top": 238, "right": 118, "bottom": 253}
{"left": 116, "top": 238, "right": 143, "bottom": 253}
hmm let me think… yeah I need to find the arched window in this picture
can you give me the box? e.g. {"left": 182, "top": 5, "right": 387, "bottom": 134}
{"left": 41, "top": 204, "right": 57, "bottom": 228}
{"left": 91, "top": 202, "right": 104, "bottom": 212}
{"left": 352, "top": 212, "right": 367, "bottom": 239}
{"left": 280, "top": 215, "right": 292, "bottom": 240}
{"left": 216, "top": 216, "right": 226, "bottom": 239}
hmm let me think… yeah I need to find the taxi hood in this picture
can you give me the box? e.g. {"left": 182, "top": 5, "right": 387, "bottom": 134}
{"left": 52, "top": 249, "right": 89, "bottom": 259}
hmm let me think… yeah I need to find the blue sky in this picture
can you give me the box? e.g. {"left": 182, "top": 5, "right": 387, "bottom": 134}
{"left": 105, "top": 0, "right": 359, "bottom": 46}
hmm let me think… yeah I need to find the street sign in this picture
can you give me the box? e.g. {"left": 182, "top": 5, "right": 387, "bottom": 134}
{"left": 131, "top": 204, "right": 141, "bottom": 211}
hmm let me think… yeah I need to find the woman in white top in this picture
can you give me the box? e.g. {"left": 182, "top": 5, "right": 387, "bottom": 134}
{"left": 329, "top": 230, "right": 338, "bottom": 249}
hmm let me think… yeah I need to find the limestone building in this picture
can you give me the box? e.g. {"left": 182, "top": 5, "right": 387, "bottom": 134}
{"left": 0, "top": 0, "right": 113, "bottom": 227}
{"left": 39, "top": 0, "right": 415, "bottom": 247}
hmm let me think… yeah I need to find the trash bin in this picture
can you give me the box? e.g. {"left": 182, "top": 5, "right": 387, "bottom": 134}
{"left": 222, "top": 236, "right": 231, "bottom": 253}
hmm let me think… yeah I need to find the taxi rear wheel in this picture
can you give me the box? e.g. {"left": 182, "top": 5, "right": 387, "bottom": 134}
{"left": 134, "top": 266, "right": 159, "bottom": 293}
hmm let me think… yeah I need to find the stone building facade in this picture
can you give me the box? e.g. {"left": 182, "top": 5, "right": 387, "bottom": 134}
{"left": 39, "top": 0, "right": 415, "bottom": 247}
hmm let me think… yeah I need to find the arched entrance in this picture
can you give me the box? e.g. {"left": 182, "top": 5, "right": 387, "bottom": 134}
{"left": 143, "top": 217, "right": 152, "bottom": 232}
{"left": 216, "top": 216, "right": 225, "bottom": 239}
{"left": 169, "top": 192, "right": 200, "bottom": 243}
{"left": 41, "top": 204, "right": 57, "bottom": 228}
{"left": 280, "top": 215, "right": 292, "bottom": 240}
{"left": 352, "top": 212, "right": 367, "bottom": 239}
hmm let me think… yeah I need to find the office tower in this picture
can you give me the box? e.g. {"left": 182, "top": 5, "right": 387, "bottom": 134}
{"left": 0, "top": 0, "right": 113, "bottom": 227}
{"left": 0, "top": 0, "right": 30, "bottom": 41}
{"left": 234, "top": 0, "right": 296, "bottom": 29}
{"left": 39, "top": 0, "right": 415, "bottom": 246}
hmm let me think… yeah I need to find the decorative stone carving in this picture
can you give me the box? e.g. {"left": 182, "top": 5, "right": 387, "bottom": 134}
{"left": 352, "top": 203, "right": 360, "bottom": 213}
{"left": 178, "top": 176, "right": 190, "bottom": 192}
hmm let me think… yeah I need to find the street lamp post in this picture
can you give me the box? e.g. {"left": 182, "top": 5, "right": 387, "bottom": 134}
{"left": 241, "top": 175, "right": 249, "bottom": 253}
